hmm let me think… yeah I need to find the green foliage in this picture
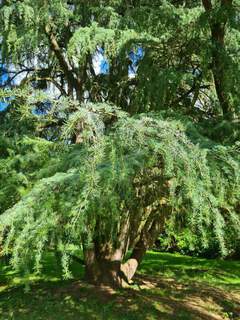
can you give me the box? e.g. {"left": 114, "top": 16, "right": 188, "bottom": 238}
{"left": 0, "top": 0, "right": 240, "bottom": 279}
{"left": 0, "top": 100, "right": 239, "bottom": 275}
{"left": 1, "top": 1, "right": 239, "bottom": 115}
{"left": 0, "top": 136, "right": 55, "bottom": 214}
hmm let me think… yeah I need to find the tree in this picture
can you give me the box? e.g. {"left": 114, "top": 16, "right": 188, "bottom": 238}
{"left": 0, "top": 0, "right": 239, "bottom": 288}
{"left": 202, "top": 0, "right": 234, "bottom": 117}
{"left": 1, "top": 0, "right": 239, "bottom": 115}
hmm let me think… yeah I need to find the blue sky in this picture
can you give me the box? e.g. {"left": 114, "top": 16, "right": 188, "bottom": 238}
{"left": 0, "top": 65, "right": 10, "bottom": 111}
{"left": 0, "top": 47, "right": 144, "bottom": 111}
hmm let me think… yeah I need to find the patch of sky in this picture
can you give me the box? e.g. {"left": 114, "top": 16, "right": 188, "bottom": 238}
{"left": 92, "top": 46, "right": 110, "bottom": 76}
{"left": 32, "top": 100, "right": 52, "bottom": 116}
{"left": 0, "top": 64, "right": 11, "bottom": 111}
{"left": 128, "top": 46, "right": 144, "bottom": 79}
{"left": 92, "top": 46, "right": 144, "bottom": 78}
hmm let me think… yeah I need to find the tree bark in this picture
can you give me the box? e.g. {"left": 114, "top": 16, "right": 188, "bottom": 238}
{"left": 82, "top": 185, "right": 168, "bottom": 288}
{"left": 82, "top": 215, "right": 166, "bottom": 288}
{"left": 83, "top": 246, "right": 128, "bottom": 288}
{"left": 121, "top": 216, "right": 164, "bottom": 284}
{"left": 120, "top": 240, "right": 147, "bottom": 283}
{"left": 45, "top": 25, "right": 82, "bottom": 100}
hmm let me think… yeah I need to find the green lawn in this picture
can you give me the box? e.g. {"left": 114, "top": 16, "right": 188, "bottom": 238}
{"left": 0, "top": 252, "right": 239, "bottom": 320}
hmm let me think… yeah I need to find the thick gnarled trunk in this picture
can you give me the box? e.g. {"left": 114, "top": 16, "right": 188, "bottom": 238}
{"left": 83, "top": 216, "right": 164, "bottom": 288}
{"left": 84, "top": 247, "right": 127, "bottom": 288}
{"left": 84, "top": 248, "right": 146, "bottom": 288}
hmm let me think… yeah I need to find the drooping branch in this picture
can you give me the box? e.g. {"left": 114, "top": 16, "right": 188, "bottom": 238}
{"left": 18, "top": 73, "right": 67, "bottom": 97}
{"left": 2, "top": 68, "right": 67, "bottom": 96}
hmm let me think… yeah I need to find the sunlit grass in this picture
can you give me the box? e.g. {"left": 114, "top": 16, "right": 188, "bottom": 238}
{"left": 139, "top": 251, "right": 240, "bottom": 288}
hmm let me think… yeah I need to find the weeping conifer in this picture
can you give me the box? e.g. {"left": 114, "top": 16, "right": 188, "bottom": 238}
{"left": 0, "top": 1, "right": 239, "bottom": 287}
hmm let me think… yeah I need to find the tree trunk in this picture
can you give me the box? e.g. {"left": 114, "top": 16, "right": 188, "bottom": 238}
{"left": 121, "top": 213, "right": 166, "bottom": 283}
{"left": 121, "top": 240, "right": 147, "bottom": 283}
{"left": 82, "top": 208, "right": 167, "bottom": 288}
{"left": 83, "top": 237, "right": 146, "bottom": 288}
{"left": 202, "top": 0, "right": 233, "bottom": 117}
{"left": 45, "top": 24, "right": 82, "bottom": 101}
{"left": 84, "top": 248, "right": 146, "bottom": 288}
{"left": 84, "top": 247, "right": 128, "bottom": 288}
{"left": 82, "top": 235, "right": 159, "bottom": 288}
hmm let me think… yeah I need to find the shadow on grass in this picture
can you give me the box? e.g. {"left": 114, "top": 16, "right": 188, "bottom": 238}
{"left": 1, "top": 276, "right": 239, "bottom": 320}
{"left": 0, "top": 252, "right": 239, "bottom": 320}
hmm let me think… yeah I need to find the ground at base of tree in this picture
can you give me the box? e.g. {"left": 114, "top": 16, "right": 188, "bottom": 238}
{"left": 0, "top": 252, "right": 239, "bottom": 320}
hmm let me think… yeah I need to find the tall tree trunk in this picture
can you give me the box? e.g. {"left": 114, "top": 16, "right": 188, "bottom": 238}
{"left": 202, "top": 0, "right": 233, "bottom": 117}
{"left": 45, "top": 24, "right": 82, "bottom": 100}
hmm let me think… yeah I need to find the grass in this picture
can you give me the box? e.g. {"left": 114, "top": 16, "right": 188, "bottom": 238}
{"left": 140, "top": 252, "right": 240, "bottom": 288}
{"left": 0, "top": 252, "right": 240, "bottom": 320}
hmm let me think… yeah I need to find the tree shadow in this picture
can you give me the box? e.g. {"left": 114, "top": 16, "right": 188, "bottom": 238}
{"left": 1, "top": 252, "right": 239, "bottom": 319}
{"left": 0, "top": 273, "right": 239, "bottom": 320}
